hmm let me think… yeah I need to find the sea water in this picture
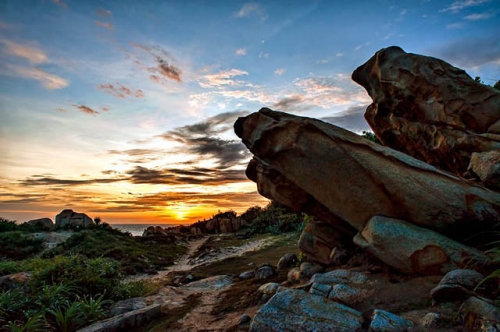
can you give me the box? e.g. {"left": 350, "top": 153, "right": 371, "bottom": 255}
{"left": 111, "top": 224, "right": 179, "bottom": 237}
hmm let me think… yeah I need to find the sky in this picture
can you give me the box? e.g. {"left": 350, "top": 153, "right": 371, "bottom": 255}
{"left": 0, "top": 0, "right": 499, "bottom": 225}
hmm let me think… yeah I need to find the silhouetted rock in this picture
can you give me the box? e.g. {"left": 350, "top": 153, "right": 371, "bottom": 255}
{"left": 25, "top": 217, "right": 54, "bottom": 230}
{"left": 55, "top": 209, "right": 94, "bottom": 228}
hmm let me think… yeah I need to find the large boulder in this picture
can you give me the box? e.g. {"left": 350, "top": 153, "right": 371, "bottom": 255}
{"left": 249, "top": 288, "right": 364, "bottom": 332}
{"left": 352, "top": 46, "right": 500, "bottom": 177}
{"left": 354, "top": 216, "right": 489, "bottom": 275}
{"left": 55, "top": 209, "right": 94, "bottom": 228}
{"left": 25, "top": 217, "right": 54, "bottom": 230}
{"left": 234, "top": 108, "right": 500, "bottom": 242}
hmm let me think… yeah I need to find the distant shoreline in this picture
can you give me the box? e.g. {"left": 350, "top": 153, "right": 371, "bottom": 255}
{"left": 111, "top": 223, "right": 180, "bottom": 236}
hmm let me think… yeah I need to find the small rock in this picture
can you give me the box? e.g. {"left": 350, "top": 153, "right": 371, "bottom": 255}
{"left": 0, "top": 272, "right": 31, "bottom": 290}
{"left": 255, "top": 264, "right": 277, "bottom": 280}
{"left": 109, "top": 297, "right": 147, "bottom": 316}
{"left": 239, "top": 270, "right": 255, "bottom": 280}
{"left": 328, "top": 284, "right": 368, "bottom": 305}
{"left": 310, "top": 269, "right": 368, "bottom": 285}
{"left": 419, "top": 313, "right": 440, "bottom": 329}
{"left": 309, "top": 283, "right": 332, "bottom": 297}
{"left": 277, "top": 253, "right": 298, "bottom": 270}
{"left": 431, "top": 269, "right": 484, "bottom": 302}
{"left": 369, "top": 309, "right": 414, "bottom": 332}
{"left": 462, "top": 296, "right": 500, "bottom": 331}
{"left": 258, "top": 282, "right": 281, "bottom": 296}
{"left": 300, "top": 262, "right": 324, "bottom": 278}
{"left": 287, "top": 267, "right": 301, "bottom": 283}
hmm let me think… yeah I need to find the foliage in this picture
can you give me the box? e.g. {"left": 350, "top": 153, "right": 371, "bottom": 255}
{"left": 0, "top": 231, "right": 45, "bottom": 260}
{"left": 243, "top": 201, "right": 308, "bottom": 235}
{"left": 361, "top": 131, "right": 381, "bottom": 144}
{"left": 494, "top": 80, "right": 500, "bottom": 91}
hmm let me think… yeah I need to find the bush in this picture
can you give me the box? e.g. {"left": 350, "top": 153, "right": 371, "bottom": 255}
{"left": 0, "top": 232, "right": 45, "bottom": 260}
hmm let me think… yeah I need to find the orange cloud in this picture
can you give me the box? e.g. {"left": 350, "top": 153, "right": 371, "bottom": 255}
{"left": 95, "top": 20, "right": 114, "bottom": 30}
{"left": 98, "top": 83, "right": 145, "bottom": 99}
{"left": 10, "top": 66, "right": 69, "bottom": 90}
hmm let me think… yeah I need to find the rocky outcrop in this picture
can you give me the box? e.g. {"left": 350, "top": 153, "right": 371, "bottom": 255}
{"left": 249, "top": 288, "right": 364, "bottom": 332}
{"left": 352, "top": 46, "right": 500, "bottom": 177}
{"left": 55, "top": 209, "right": 94, "bottom": 228}
{"left": 235, "top": 108, "right": 500, "bottom": 242}
{"left": 353, "top": 216, "right": 489, "bottom": 275}
{"left": 467, "top": 150, "right": 500, "bottom": 190}
{"left": 25, "top": 217, "right": 54, "bottom": 230}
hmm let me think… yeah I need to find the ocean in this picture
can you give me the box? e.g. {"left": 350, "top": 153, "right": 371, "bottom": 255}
{"left": 111, "top": 224, "right": 180, "bottom": 237}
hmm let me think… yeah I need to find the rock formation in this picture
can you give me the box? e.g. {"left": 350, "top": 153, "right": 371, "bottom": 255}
{"left": 55, "top": 209, "right": 94, "bottom": 228}
{"left": 352, "top": 46, "right": 500, "bottom": 177}
{"left": 25, "top": 217, "right": 54, "bottom": 230}
{"left": 234, "top": 108, "right": 500, "bottom": 273}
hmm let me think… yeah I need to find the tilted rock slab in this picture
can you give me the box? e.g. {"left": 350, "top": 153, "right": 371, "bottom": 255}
{"left": 249, "top": 288, "right": 363, "bottom": 332}
{"left": 234, "top": 108, "right": 500, "bottom": 241}
{"left": 352, "top": 46, "right": 500, "bottom": 176}
{"left": 354, "top": 216, "right": 488, "bottom": 275}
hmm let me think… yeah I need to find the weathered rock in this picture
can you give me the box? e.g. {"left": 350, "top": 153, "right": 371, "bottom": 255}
{"left": 354, "top": 216, "right": 489, "bottom": 275}
{"left": 234, "top": 108, "right": 500, "bottom": 243}
{"left": 369, "top": 309, "right": 414, "bottom": 332}
{"left": 310, "top": 269, "right": 368, "bottom": 286}
{"left": 419, "top": 313, "right": 441, "bottom": 329}
{"left": 55, "top": 209, "right": 94, "bottom": 228}
{"left": 309, "top": 283, "right": 332, "bottom": 297}
{"left": 277, "top": 253, "right": 297, "bottom": 270}
{"left": 462, "top": 297, "right": 500, "bottom": 331}
{"left": 255, "top": 264, "right": 277, "bottom": 280}
{"left": 328, "top": 284, "right": 369, "bottom": 306}
{"left": 77, "top": 303, "right": 161, "bottom": 332}
{"left": 352, "top": 46, "right": 500, "bottom": 177}
{"left": 109, "top": 297, "right": 147, "bottom": 316}
{"left": 239, "top": 270, "right": 255, "bottom": 280}
{"left": 287, "top": 267, "right": 302, "bottom": 283}
{"left": 249, "top": 289, "right": 363, "bottom": 332}
{"left": 258, "top": 282, "right": 281, "bottom": 296}
{"left": 431, "top": 269, "right": 484, "bottom": 302}
{"left": 300, "top": 262, "right": 325, "bottom": 278}
{"left": 298, "top": 220, "right": 354, "bottom": 265}
{"left": 468, "top": 150, "right": 500, "bottom": 190}
{"left": 25, "top": 217, "right": 54, "bottom": 230}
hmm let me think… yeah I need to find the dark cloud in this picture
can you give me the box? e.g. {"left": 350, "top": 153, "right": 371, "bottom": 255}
{"left": 431, "top": 36, "right": 500, "bottom": 68}
{"left": 132, "top": 43, "right": 182, "bottom": 83}
{"left": 19, "top": 176, "right": 123, "bottom": 187}
{"left": 98, "top": 83, "right": 144, "bottom": 99}
{"left": 321, "top": 105, "right": 371, "bottom": 133}
{"left": 0, "top": 193, "right": 47, "bottom": 204}
{"left": 272, "top": 95, "right": 313, "bottom": 113}
{"left": 126, "top": 165, "right": 247, "bottom": 186}
{"left": 73, "top": 104, "right": 100, "bottom": 116}
{"left": 158, "top": 111, "right": 251, "bottom": 166}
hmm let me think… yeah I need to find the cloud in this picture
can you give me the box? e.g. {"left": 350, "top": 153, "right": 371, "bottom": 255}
{"left": 95, "top": 20, "right": 114, "bottom": 30}
{"left": 98, "top": 83, "right": 144, "bottom": 99}
{"left": 19, "top": 175, "right": 122, "bottom": 186}
{"left": 273, "top": 95, "right": 312, "bottom": 113}
{"left": 198, "top": 69, "right": 248, "bottom": 88}
{"left": 236, "top": 48, "right": 247, "bottom": 56}
{"left": 52, "top": 0, "right": 67, "bottom": 9}
{"left": 72, "top": 104, "right": 100, "bottom": 116}
{"left": 55, "top": 107, "right": 68, "bottom": 113}
{"left": 321, "top": 105, "right": 371, "bottom": 133}
{"left": 157, "top": 111, "right": 251, "bottom": 166}
{"left": 1, "top": 40, "right": 48, "bottom": 64}
{"left": 274, "top": 68, "right": 285, "bottom": 76}
{"left": 9, "top": 66, "right": 69, "bottom": 90}
{"left": 432, "top": 36, "right": 500, "bottom": 68}
{"left": 131, "top": 43, "right": 182, "bottom": 82}
{"left": 97, "top": 8, "right": 112, "bottom": 17}
{"left": 464, "top": 12, "right": 495, "bottom": 20}
{"left": 447, "top": 22, "right": 465, "bottom": 29}
{"left": 440, "top": 0, "right": 489, "bottom": 13}
{"left": 236, "top": 3, "right": 262, "bottom": 18}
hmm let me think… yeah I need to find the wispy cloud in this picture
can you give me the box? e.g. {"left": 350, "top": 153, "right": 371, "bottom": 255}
{"left": 274, "top": 68, "right": 285, "bottom": 76}
{"left": 98, "top": 83, "right": 144, "bottom": 99}
{"left": 440, "top": 0, "right": 489, "bottom": 13}
{"left": 236, "top": 3, "right": 261, "bottom": 18}
{"left": 464, "top": 11, "right": 495, "bottom": 20}
{"left": 321, "top": 105, "right": 371, "bottom": 133}
{"left": 432, "top": 36, "right": 500, "bottom": 68}
{"left": 1, "top": 40, "right": 48, "bottom": 64}
{"left": 72, "top": 104, "right": 100, "bottom": 116}
{"left": 20, "top": 175, "right": 122, "bottom": 186}
{"left": 236, "top": 48, "right": 247, "bottom": 56}
{"left": 198, "top": 69, "right": 249, "bottom": 88}
{"left": 95, "top": 20, "right": 114, "bottom": 30}
{"left": 132, "top": 43, "right": 182, "bottom": 83}
{"left": 447, "top": 22, "right": 465, "bottom": 29}
{"left": 9, "top": 66, "right": 69, "bottom": 90}
{"left": 97, "top": 8, "right": 112, "bottom": 18}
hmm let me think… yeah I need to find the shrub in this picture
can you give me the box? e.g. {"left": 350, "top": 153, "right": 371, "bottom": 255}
{"left": 0, "top": 232, "right": 45, "bottom": 260}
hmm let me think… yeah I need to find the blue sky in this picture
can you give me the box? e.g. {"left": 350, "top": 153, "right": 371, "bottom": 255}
{"left": 0, "top": 0, "right": 499, "bottom": 224}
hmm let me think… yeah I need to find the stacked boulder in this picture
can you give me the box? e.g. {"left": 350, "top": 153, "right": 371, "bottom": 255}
{"left": 55, "top": 209, "right": 95, "bottom": 228}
